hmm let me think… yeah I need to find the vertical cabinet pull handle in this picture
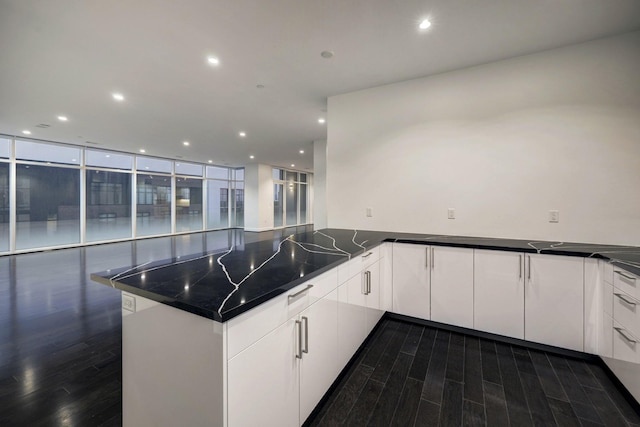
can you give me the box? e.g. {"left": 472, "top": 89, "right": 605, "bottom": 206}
{"left": 302, "top": 316, "right": 309, "bottom": 354}
{"left": 295, "top": 320, "right": 303, "bottom": 359}
{"left": 527, "top": 255, "right": 531, "bottom": 280}
{"left": 366, "top": 271, "right": 372, "bottom": 294}
{"left": 519, "top": 255, "right": 522, "bottom": 278}
{"left": 431, "top": 248, "right": 435, "bottom": 270}
{"left": 362, "top": 270, "right": 372, "bottom": 295}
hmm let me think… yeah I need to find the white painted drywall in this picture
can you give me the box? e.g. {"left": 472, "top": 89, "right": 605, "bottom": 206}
{"left": 244, "top": 163, "right": 274, "bottom": 232}
{"left": 313, "top": 140, "right": 328, "bottom": 229}
{"left": 326, "top": 31, "right": 640, "bottom": 245}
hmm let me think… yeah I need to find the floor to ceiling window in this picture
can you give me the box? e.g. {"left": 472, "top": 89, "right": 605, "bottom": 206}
{"left": 136, "top": 156, "right": 173, "bottom": 237}
{"left": 0, "top": 135, "right": 245, "bottom": 255}
{"left": 273, "top": 168, "right": 310, "bottom": 228}
{"left": 0, "top": 138, "right": 9, "bottom": 251}
{"left": 175, "top": 162, "right": 203, "bottom": 232}
{"left": 206, "top": 166, "right": 230, "bottom": 229}
{"left": 15, "top": 140, "right": 82, "bottom": 249}
{"left": 86, "top": 150, "right": 133, "bottom": 242}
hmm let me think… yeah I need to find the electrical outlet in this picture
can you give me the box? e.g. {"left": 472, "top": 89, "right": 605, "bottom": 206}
{"left": 122, "top": 294, "right": 136, "bottom": 312}
{"left": 548, "top": 210, "right": 559, "bottom": 223}
{"left": 447, "top": 208, "right": 455, "bottom": 220}
{"left": 366, "top": 207, "right": 373, "bottom": 217}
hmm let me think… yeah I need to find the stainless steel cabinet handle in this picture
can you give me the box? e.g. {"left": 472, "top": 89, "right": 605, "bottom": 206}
{"left": 302, "top": 316, "right": 309, "bottom": 354}
{"left": 362, "top": 251, "right": 373, "bottom": 259}
{"left": 362, "top": 272, "right": 366, "bottom": 295}
{"left": 288, "top": 284, "right": 313, "bottom": 302}
{"left": 615, "top": 271, "right": 637, "bottom": 282}
{"left": 295, "top": 320, "right": 303, "bottom": 359}
{"left": 527, "top": 256, "right": 531, "bottom": 280}
{"left": 614, "top": 293, "right": 637, "bottom": 306}
{"left": 614, "top": 327, "right": 637, "bottom": 344}
{"left": 519, "top": 255, "right": 522, "bottom": 279}
{"left": 365, "top": 271, "right": 371, "bottom": 294}
{"left": 431, "top": 248, "right": 434, "bottom": 270}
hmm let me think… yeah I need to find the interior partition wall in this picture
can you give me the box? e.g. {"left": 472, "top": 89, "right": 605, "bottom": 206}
{"left": 0, "top": 135, "right": 244, "bottom": 255}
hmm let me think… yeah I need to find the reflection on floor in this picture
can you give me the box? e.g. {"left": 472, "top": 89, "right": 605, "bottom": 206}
{"left": 0, "top": 226, "right": 309, "bottom": 426}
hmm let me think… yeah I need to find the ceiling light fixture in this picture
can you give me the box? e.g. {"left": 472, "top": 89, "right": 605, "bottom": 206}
{"left": 256, "top": 84, "right": 265, "bottom": 89}
{"left": 183, "top": 141, "right": 190, "bottom": 146}
{"left": 320, "top": 51, "right": 334, "bottom": 59}
{"left": 239, "top": 131, "right": 246, "bottom": 137}
{"left": 57, "top": 115, "right": 68, "bottom": 122}
{"left": 291, "top": 164, "right": 295, "bottom": 168}
{"left": 112, "top": 93, "right": 125, "bottom": 101}
{"left": 318, "top": 118, "right": 326, "bottom": 124}
{"left": 208, "top": 160, "right": 213, "bottom": 163}
{"left": 207, "top": 56, "right": 220, "bottom": 66}
{"left": 139, "top": 149, "right": 146, "bottom": 153}
{"left": 419, "top": 19, "right": 432, "bottom": 30}
{"left": 22, "top": 130, "right": 31, "bottom": 135}
{"left": 299, "top": 150, "right": 304, "bottom": 154}
{"left": 249, "top": 155, "right": 255, "bottom": 159}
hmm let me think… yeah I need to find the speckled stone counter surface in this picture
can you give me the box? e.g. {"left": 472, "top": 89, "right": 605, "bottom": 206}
{"left": 91, "top": 228, "right": 640, "bottom": 322}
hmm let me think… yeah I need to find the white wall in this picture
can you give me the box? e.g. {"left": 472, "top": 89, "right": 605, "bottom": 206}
{"left": 243, "top": 163, "right": 274, "bottom": 232}
{"left": 326, "top": 31, "right": 640, "bottom": 245}
{"left": 313, "top": 140, "right": 328, "bottom": 229}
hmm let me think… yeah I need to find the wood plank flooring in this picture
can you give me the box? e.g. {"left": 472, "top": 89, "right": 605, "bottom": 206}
{"left": 308, "top": 319, "right": 640, "bottom": 427}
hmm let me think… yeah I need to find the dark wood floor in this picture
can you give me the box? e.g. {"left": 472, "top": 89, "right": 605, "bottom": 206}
{"left": 309, "top": 318, "right": 640, "bottom": 427}
{"left": 1, "top": 227, "right": 640, "bottom": 426}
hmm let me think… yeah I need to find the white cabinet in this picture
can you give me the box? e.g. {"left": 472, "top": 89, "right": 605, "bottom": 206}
{"left": 392, "top": 243, "right": 430, "bottom": 319}
{"left": 430, "top": 246, "right": 474, "bottom": 329}
{"left": 524, "top": 253, "right": 584, "bottom": 352}
{"left": 299, "top": 289, "right": 339, "bottom": 422}
{"left": 474, "top": 250, "right": 524, "bottom": 339}
{"left": 337, "top": 262, "right": 381, "bottom": 367}
{"left": 227, "top": 317, "right": 300, "bottom": 427}
{"left": 227, "top": 272, "right": 340, "bottom": 427}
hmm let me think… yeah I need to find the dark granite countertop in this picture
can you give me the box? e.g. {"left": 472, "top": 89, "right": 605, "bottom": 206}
{"left": 91, "top": 229, "right": 640, "bottom": 322}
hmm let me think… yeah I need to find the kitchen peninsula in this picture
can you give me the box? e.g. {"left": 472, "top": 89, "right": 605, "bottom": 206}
{"left": 91, "top": 228, "right": 640, "bottom": 427}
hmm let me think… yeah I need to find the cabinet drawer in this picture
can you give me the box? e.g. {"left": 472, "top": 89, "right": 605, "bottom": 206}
{"left": 613, "top": 290, "right": 640, "bottom": 338}
{"left": 604, "top": 283, "right": 613, "bottom": 317}
{"left": 337, "top": 246, "right": 381, "bottom": 283}
{"left": 227, "top": 280, "right": 316, "bottom": 359}
{"left": 614, "top": 268, "right": 639, "bottom": 299}
{"left": 613, "top": 320, "right": 640, "bottom": 364}
{"left": 604, "top": 262, "right": 614, "bottom": 285}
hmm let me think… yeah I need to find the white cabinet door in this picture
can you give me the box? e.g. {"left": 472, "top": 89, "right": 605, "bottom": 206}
{"left": 392, "top": 243, "right": 430, "bottom": 319}
{"left": 337, "top": 273, "right": 367, "bottom": 367}
{"left": 525, "top": 254, "right": 584, "bottom": 352}
{"left": 299, "top": 290, "right": 339, "bottom": 423}
{"left": 227, "top": 318, "right": 300, "bottom": 427}
{"left": 364, "top": 260, "right": 383, "bottom": 333}
{"left": 474, "top": 250, "right": 524, "bottom": 339}
{"left": 431, "top": 246, "right": 474, "bottom": 329}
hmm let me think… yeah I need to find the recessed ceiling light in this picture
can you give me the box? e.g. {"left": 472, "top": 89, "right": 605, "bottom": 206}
{"left": 208, "top": 160, "right": 213, "bottom": 163}
{"left": 183, "top": 141, "right": 190, "bottom": 146}
{"left": 419, "top": 19, "right": 432, "bottom": 30}
{"left": 239, "top": 131, "right": 246, "bottom": 137}
{"left": 320, "top": 51, "right": 334, "bottom": 59}
{"left": 71, "top": 158, "right": 77, "bottom": 162}
{"left": 318, "top": 118, "right": 326, "bottom": 124}
{"left": 256, "top": 84, "right": 265, "bottom": 89}
{"left": 57, "top": 115, "right": 68, "bottom": 122}
{"left": 112, "top": 93, "right": 125, "bottom": 101}
{"left": 139, "top": 149, "right": 146, "bottom": 153}
{"left": 106, "top": 154, "right": 110, "bottom": 158}
{"left": 207, "top": 56, "right": 220, "bottom": 66}
{"left": 299, "top": 150, "right": 304, "bottom": 154}
{"left": 22, "top": 130, "right": 31, "bottom": 135}
{"left": 291, "top": 164, "right": 295, "bottom": 167}
{"left": 249, "top": 155, "right": 255, "bottom": 159}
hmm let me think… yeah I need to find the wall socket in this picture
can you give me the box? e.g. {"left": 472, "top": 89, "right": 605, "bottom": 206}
{"left": 447, "top": 208, "right": 456, "bottom": 220}
{"left": 548, "top": 210, "right": 559, "bottom": 223}
{"left": 366, "top": 207, "right": 373, "bottom": 217}
{"left": 122, "top": 294, "right": 136, "bottom": 312}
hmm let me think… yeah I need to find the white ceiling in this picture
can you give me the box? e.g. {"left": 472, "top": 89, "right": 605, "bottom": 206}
{"left": 1, "top": 0, "right": 640, "bottom": 172}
